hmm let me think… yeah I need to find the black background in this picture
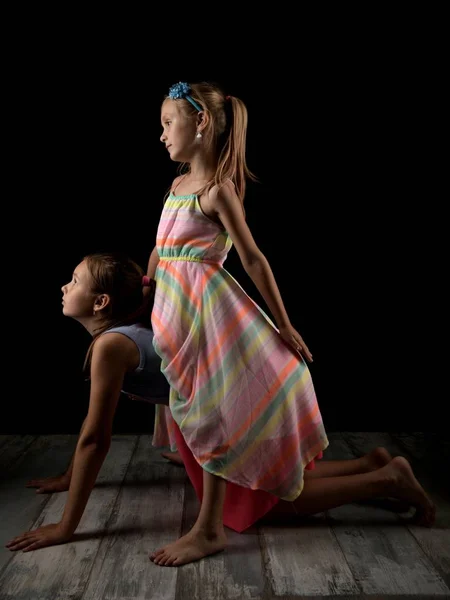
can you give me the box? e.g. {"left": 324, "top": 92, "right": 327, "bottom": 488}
{"left": 3, "top": 21, "right": 445, "bottom": 435}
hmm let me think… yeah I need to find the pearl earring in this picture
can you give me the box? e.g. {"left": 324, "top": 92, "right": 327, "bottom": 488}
{"left": 196, "top": 131, "right": 202, "bottom": 139}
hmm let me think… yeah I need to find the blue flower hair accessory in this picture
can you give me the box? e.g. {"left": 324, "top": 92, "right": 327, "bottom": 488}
{"left": 168, "top": 82, "right": 202, "bottom": 112}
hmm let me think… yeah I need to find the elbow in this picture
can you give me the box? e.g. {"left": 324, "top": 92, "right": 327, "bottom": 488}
{"left": 243, "top": 251, "right": 266, "bottom": 273}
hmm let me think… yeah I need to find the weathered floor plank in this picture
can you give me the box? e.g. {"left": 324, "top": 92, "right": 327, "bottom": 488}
{"left": 0, "top": 435, "right": 77, "bottom": 575}
{"left": 175, "top": 479, "right": 266, "bottom": 600}
{"left": 323, "top": 433, "right": 449, "bottom": 597}
{"left": 0, "top": 435, "right": 137, "bottom": 600}
{"left": 343, "top": 431, "right": 450, "bottom": 591}
{"left": 269, "top": 596, "right": 450, "bottom": 600}
{"left": 1, "top": 433, "right": 449, "bottom": 600}
{"left": 81, "top": 436, "right": 185, "bottom": 600}
{"left": 260, "top": 434, "right": 359, "bottom": 598}
{"left": 261, "top": 516, "right": 360, "bottom": 598}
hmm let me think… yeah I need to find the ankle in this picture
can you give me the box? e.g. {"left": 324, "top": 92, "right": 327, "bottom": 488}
{"left": 359, "top": 455, "right": 372, "bottom": 472}
{"left": 191, "top": 523, "right": 225, "bottom": 538}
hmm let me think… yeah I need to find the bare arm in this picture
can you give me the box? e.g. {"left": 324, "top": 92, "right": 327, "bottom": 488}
{"left": 213, "top": 183, "right": 290, "bottom": 327}
{"left": 213, "top": 183, "right": 313, "bottom": 362}
{"left": 142, "top": 246, "right": 159, "bottom": 303}
{"left": 65, "top": 416, "right": 87, "bottom": 479}
{"left": 7, "top": 335, "right": 130, "bottom": 552}
{"left": 146, "top": 245, "right": 160, "bottom": 280}
{"left": 58, "top": 336, "right": 127, "bottom": 534}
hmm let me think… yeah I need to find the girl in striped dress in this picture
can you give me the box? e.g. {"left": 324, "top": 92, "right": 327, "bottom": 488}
{"left": 147, "top": 82, "right": 434, "bottom": 566}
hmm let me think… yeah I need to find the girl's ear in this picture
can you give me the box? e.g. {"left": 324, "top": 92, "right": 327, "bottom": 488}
{"left": 196, "top": 110, "right": 208, "bottom": 133}
{"left": 94, "top": 294, "right": 110, "bottom": 313}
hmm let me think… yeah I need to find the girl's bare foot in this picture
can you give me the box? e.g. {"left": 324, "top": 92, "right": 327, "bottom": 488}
{"left": 356, "top": 448, "right": 412, "bottom": 512}
{"left": 161, "top": 451, "right": 184, "bottom": 467}
{"left": 150, "top": 527, "right": 227, "bottom": 567}
{"left": 384, "top": 457, "right": 436, "bottom": 526}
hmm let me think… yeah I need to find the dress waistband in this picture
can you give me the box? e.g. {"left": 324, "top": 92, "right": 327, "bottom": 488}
{"left": 159, "top": 256, "right": 220, "bottom": 264}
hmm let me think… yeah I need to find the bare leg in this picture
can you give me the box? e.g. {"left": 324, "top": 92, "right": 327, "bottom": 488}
{"left": 161, "top": 447, "right": 393, "bottom": 475}
{"left": 150, "top": 470, "right": 227, "bottom": 566}
{"left": 304, "top": 447, "right": 392, "bottom": 479}
{"left": 293, "top": 457, "right": 435, "bottom": 526}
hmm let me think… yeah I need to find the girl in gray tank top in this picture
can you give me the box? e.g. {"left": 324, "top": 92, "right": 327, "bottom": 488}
{"left": 7, "top": 252, "right": 173, "bottom": 554}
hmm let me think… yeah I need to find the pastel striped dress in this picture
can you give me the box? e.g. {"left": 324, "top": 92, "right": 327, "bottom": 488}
{"left": 151, "top": 190, "right": 329, "bottom": 530}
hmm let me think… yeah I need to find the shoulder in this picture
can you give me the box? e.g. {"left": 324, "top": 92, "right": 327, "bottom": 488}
{"left": 209, "top": 180, "right": 244, "bottom": 220}
{"left": 207, "top": 180, "right": 260, "bottom": 266}
{"left": 170, "top": 175, "right": 185, "bottom": 193}
{"left": 92, "top": 332, "right": 136, "bottom": 370}
{"left": 210, "top": 180, "right": 240, "bottom": 211}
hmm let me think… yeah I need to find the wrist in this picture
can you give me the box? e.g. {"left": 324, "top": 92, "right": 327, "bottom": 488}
{"left": 58, "top": 521, "right": 76, "bottom": 537}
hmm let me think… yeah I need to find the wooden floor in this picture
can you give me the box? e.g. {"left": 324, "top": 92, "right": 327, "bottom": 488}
{"left": 0, "top": 432, "right": 448, "bottom": 600}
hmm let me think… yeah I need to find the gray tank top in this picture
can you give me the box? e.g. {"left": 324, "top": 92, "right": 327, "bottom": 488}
{"left": 103, "top": 323, "right": 169, "bottom": 405}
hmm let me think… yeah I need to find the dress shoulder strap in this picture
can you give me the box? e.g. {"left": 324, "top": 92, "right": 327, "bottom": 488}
{"left": 171, "top": 174, "right": 188, "bottom": 195}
